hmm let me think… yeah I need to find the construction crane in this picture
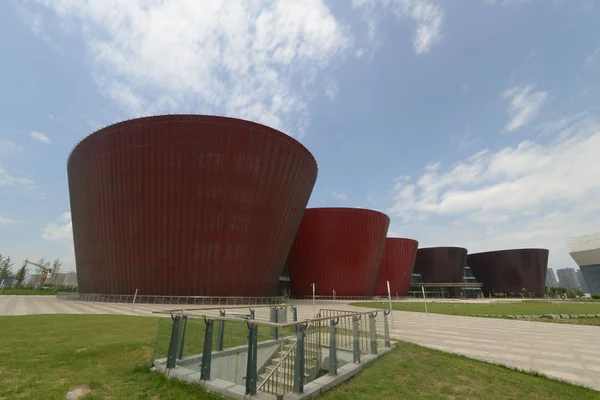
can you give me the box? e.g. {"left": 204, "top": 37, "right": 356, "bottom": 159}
{"left": 24, "top": 259, "right": 53, "bottom": 287}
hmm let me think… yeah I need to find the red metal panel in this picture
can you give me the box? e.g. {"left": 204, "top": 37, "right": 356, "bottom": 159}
{"left": 287, "top": 208, "right": 390, "bottom": 297}
{"left": 467, "top": 249, "right": 549, "bottom": 296}
{"left": 373, "top": 238, "right": 419, "bottom": 297}
{"left": 68, "top": 115, "right": 318, "bottom": 296}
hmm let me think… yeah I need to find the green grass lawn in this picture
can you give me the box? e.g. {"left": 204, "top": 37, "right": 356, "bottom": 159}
{"left": 322, "top": 341, "right": 598, "bottom": 400}
{"left": 352, "top": 300, "right": 600, "bottom": 318}
{"left": 0, "top": 288, "right": 59, "bottom": 295}
{"left": 1, "top": 315, "right": 598, "bottom": 399}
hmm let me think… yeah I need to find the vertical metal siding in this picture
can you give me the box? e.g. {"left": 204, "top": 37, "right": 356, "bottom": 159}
{"left": 287, "top": 208, "right": 390, "bottom": 297}
{"left": 373, "top": 238, "right": 419, "bottom": 296}
{"left": 467, "top": 249, "right": 549, "bottom": 296}
{"left": 413, "top": 247, "right": 468, "bottom": 284}
{"left": 68, "top": 115, "right": 318, "bottom": 296}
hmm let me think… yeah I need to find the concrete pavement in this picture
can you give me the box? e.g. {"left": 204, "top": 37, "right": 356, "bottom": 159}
{"left": 2, "top": 296, "right": 600, "bottom": 391}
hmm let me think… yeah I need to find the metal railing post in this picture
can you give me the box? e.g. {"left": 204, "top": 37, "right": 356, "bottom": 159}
{"left": 292, "top": 305, "right": 298, "bottom": 333}
{"left": 270, "top": 306, "right": 278, "bottom": 339}
{"left": 166, "top": 315, "right": 182, "bottom": 369}
{"left": 369, "top": 312, "right": 378, "bottom": 355}
{"left": 216, "top": 310, "right": 226, "bottom": 351}
{"left": 383, "top": 310, "right": 391, "bottom": 348}
{"left": 201, "top": 319, "right": 213, "bottom": 381}
{"left": 249, "top": 308, "right": 255, "bottom": 320}
{"left": 352, "top": 315, "right": 361, "bottom": 363}
{"left": 178, "top": 316, "right": 188, "bottom": 360}
{"left": 245, "top": 322, "right": 258, "bottom": 395}
{"left": 293, "top": 324, "right": 306, "bottom": 393}
{"left": 329, "top": 318, "right": 339, "bottom": 376}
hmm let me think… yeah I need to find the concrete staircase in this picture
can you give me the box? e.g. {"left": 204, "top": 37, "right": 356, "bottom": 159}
{"left": 258, "top": 340, "right": 321, "bottom": 395}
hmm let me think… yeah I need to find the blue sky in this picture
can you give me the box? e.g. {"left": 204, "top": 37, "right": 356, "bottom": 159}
{"left": 1, "top": 0, "right": 600, "bottom": 273}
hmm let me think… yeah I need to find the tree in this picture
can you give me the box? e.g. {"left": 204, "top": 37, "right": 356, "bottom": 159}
{"left": 14, "top": 261, "right": 28, "bottom": 288}
{"left": 50, "top": 258, "right": 62, "bottom": 284}
{"left": 0, "top": 256, "right": 13, "bottom": 280}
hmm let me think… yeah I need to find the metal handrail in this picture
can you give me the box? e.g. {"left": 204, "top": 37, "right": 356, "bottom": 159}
{"left": 257, "top": 320, "right": 318, "bottom": 393}
{"left": 257, "top": 339, "right": 297, "bottom": 392}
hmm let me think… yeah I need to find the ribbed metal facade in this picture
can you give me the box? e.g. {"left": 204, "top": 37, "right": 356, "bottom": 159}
{"left": 68, "top": 115, "right": 318, "bottom": 296}
{"left": 468, "top": 249, "right": 549, "bottom": 296}
{"left": 373, "top": 238, "right": 419, "bottom": 296}
{"left": 287, "top": 208, "right": 390, "bottom": 297}
{"left": 413, "top": 247, "right": 468, "bottom": 285}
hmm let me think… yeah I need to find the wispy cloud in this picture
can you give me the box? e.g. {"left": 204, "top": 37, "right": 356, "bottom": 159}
{"left": 0, "top": 165, "right": 34, "bottom": 188}
{"left": 29, "top": 0, "right": 352, "bottom": 137}
{"left": 387, "top": 113, "right": 600, "bottom": 269}
{"left": 332, "top": 191, "right": 348, "bottom": 200}
{"left": 0, "top": 216, "right": 22, "bottom": 225}
{"left": 29, "top": 131, "right": 52, "bottom": 144}
{"left": 0, "top": 139, "right": 24, "bottom": 155}
{"left": 42, "top": 212, "right": 72, "bottom": 242}
{"left": 502, "top": 85, "right": 548, "bottom": 132}
{"left": 352, "top": 0, "right": 443, "bottom": 55}
{"left": 325, "top": 80, "right": 339, "bottom": 100}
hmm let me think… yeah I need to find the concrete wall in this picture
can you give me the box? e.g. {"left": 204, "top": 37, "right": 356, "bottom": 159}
{"left": 178, "top": 339, "right": 283, "bottom": 385}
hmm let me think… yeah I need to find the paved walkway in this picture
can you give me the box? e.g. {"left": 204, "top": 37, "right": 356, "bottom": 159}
{"left": 2, "top": 296, "right": 600, "bottom": 391}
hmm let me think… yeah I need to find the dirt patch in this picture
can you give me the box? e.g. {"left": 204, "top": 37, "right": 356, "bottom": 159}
{"left": 66, "top": 384, "right": 92, "bottom": 400}
{"left": 0, "top": 366, "right": 7, "bottom": 374}
{"left": 395, "top": 373, "right": 410, "bottom": 382}
{"left": 58, "top": 378, "right": 69, "bottom": 384}
{"left": 76, "top": 348, "right": 88, "bottom": 353}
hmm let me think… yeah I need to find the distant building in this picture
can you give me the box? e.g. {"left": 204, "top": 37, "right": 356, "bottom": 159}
{"left": 52, "top": 272, "right": 78, "bottom": 287}
{"left": 1, "top": 276, "right": 15, "bottom": 287}
{"left": 545, "top": 269, "right": 559, "bottom": 288}
{"left": 568, "top": 233, "right": 600, "bottom": 294}
{"left": 27, "top": 274, "right": 42, "bottom": 286}
{"left": 575, "top": 269, "right": 590, "bottom": 293}
{"left": 556, "top": 268, "right": 580, "bottom": 290}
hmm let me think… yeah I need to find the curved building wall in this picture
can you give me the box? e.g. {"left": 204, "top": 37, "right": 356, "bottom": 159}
{"left": 287, "top": 208, "right": 390, "bottom": 297}
{"left": 68, "top": 115, "right": 318, "bottom": 296}
{"left": 467, "top": 249, "right": 549, "bottom": 296}
{"left": 413, "top": 247, "right": 468, "bottom": 284}
{"left": 373, "top": 238, "right": 418, "bottom": 296}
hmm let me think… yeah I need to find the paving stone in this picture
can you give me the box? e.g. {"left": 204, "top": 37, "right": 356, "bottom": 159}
{"left": 587, "top": 314, "right": 596, "bottom": 318}
{"left": 560, "top": 314, "right": 571, "bottom": 319}
{"left": 578, "top": 314, "right": 588, "bottom": 318}
{"left": 570, "top": 314, "right": 579, "bottom": 319}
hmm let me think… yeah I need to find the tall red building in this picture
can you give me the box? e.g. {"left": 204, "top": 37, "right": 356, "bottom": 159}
{"left": 68, "top": 115, "right": 318, "bottom": 296}
{"left": 287, "top": 208, "right": 390, "bottom": 297}
{"left": 373, "top": 238, "right": 418, "bottom": 297}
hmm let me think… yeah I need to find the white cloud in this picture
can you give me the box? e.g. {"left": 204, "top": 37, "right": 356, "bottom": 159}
{"left": 0, "top": 139, "right": 24, "bottom": 155}
{"left": 42, "top": 212, "right": 73, "bottom": 242}
{"left": 29, "top": 131, "right": 52, "bottom": 144}
{"left": 387, "top": 113, "right": 600, "bottom": 269}
{"left": 0, "top": 165, "right": 34, "bottom": 187}
{"left": 0, "top": 216, "right": 22, "bottom": 225}
{"left": 29, "top": 0, "right": 352, "bottom": 137}
{"left": 352, "top": 0, "right": 443, "bottom": 55}
{"left": 502, "top": 85, "right": 548, "bottom": 132}
{"left": 332, "top": 191, "right": 348, "bottom": 200}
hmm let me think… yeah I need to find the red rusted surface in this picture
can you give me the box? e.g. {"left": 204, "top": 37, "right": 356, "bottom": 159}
{"left": 373, "top": 238, "right": 418, "bottom": 296}
{"left": 287, "top": 208, "right": 390, "bottom": 297}
{"left": 68, "top": 115, "right": 317, "bottom": 296}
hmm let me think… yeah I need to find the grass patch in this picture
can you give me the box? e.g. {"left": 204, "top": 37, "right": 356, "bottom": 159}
{"left": 0, "top": 289, "right": 59, "bottom": 295}
{"left": 321, "top": 341, "right": 598, "bottom": 400}
{"left": 352, "top": 301, "right": 600, "bottom": 318}
{"left": 2, "top": 315, "right": 597, "bottom": 399}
